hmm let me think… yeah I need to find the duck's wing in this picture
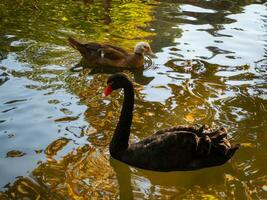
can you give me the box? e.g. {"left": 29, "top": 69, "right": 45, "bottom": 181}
{"left": 105, "top": 44, "right": 129, "bottom": 56}
{"left": 68, "top": 37, "right": 126, "bottom": 58}
{"left": 99, "top": 46, "right": 128, "bottom": 60}
{"left": 69, "top": 37, "right": 102, "bottom": 55}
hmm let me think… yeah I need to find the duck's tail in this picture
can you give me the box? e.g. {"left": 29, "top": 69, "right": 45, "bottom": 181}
{"left": 68, "top": 37, "right": 86, "bottom": 53}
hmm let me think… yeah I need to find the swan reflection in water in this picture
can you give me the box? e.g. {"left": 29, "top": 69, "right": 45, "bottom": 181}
{"left": 110, "top": 156, "right": 238, "bottom": 199}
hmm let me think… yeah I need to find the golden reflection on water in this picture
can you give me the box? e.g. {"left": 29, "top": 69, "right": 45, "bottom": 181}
{"left": 1, "top": 145, "right": 118, "bottom": 199}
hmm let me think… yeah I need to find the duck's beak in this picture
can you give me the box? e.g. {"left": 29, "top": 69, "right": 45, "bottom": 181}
{"left": 146, "top": 49, "right": 157, "bottom": 58}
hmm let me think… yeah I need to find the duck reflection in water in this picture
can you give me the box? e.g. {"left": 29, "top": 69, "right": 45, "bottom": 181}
{"left": 69, "top": 58, "right": 155, "bottom": 86}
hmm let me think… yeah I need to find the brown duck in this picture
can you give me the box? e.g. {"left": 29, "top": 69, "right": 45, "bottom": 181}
{"left": 103, "top": 73, "right": 239, "bottom": 171}
{"left": 68, "top": 37, "right": 154, "bottom": 69}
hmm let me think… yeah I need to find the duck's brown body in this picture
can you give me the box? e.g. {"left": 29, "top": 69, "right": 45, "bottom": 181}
{"left": 68, "top": 37, "right": 148, "bottom": 69}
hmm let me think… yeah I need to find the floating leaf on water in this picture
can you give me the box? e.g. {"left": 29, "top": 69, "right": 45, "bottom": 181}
{"left": 54, "top": 116, "right": 79, "bottom": 122}
{"left": 6, "top": 150, "right": 26, "bottom": 158}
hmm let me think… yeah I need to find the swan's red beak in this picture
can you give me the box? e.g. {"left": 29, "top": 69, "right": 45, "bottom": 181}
{"left": 103, "top": 85, "right": 113, "bottom": 97}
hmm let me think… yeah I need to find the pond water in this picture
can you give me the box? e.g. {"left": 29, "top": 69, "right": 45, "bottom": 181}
{"left": 0, "top": 0, "right": 266, "bottom": 199}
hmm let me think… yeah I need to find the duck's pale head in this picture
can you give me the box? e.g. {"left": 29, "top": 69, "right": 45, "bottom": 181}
{"left": 134, "top": 42, "right": 154, "bottom": 57}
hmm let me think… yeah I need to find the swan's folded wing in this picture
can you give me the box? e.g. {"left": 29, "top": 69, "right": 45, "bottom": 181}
{"left": 123, "top": 128, "right": 239, "bottom": 171}
{"left": 152, "top": 125, "right": 239, "bottom": 157}
{"left": 129, "top": 131, "right": 198, "bottom": 156}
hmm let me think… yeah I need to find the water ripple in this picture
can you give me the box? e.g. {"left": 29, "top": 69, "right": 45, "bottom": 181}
{"left": 0, "top": 0, "right": 266, "bottom": 199}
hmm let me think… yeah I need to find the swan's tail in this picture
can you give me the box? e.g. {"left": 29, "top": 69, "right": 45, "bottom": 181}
{"left": 189, "top": 125, "right": 239, "bottom": 162}
{"left": 226, "top": 144, "right": 240, "bottom": 159}
{"left": 205, "top": 127, "right": 240, "bottom": 163}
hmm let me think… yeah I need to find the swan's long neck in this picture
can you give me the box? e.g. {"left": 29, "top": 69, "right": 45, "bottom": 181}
{"left": 110, "top": 81, "right": 134, "bottom": 158}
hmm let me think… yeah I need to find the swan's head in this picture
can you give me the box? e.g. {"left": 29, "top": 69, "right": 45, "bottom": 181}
{"left": 103, "top": 73, "right": 131, "bottom": 97}
{"left": 134, "top": 42, "right": 154, "bottom": 57}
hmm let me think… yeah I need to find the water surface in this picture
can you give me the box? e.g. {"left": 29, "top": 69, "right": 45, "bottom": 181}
{"left": 0, "top": 0, "right": 266, "bottom": 199}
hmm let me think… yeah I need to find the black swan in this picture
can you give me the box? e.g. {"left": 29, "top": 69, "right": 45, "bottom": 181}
{"left": 68, "top": 37, "right": 154, "bottom": 69}
{"left": 103, "top": 73, "right": 239, "bottom": 171}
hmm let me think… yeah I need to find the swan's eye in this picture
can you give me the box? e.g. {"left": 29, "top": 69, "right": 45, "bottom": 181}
{"left": 107, "top": 81, "right": 114, "bottom": 86}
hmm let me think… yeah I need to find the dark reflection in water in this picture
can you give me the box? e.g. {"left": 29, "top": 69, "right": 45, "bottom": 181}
{"left": 0, "top": 0, "right": 267, "bottom": 199}
{"left": 110, "top": 157, "right": 243, "bottom": 199}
